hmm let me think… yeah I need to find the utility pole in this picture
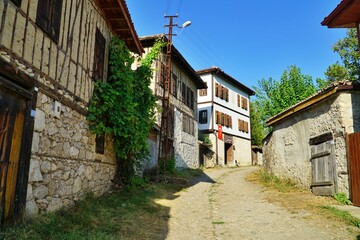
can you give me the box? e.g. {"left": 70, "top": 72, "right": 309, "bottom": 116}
{"left": 159, "top": 15, "right": 178, "bottom": 162}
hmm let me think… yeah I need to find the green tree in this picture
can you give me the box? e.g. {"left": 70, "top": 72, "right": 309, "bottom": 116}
{"left": 325, "top": 62, "right": 350, "bottom": 82}
{"left": 250, "top": 103, "right": 264, "bottom": 146}
{"left": 332, "top": 29, "right": 360, "bottom": 80}
{"left": 253, "top": 65, "right": 317, "bottom": 127}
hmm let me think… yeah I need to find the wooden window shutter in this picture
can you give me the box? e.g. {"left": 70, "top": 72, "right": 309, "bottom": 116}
{"left": 190, "top": 90, "right": 194, "bottom": 109}
{"left": 221, "top": 113, "right": 225, "bottom": 126}
{"left": 229, "top": 116, "right": 232, "bottom": 128}
{"left": 36, "top": 0, "right": 51, "bottom": 34}
{"left": 160, "top": 63, "right": 166, "bottom": 86}
{"left": 51, "top": 0, "right": 62, "bottom": 41}
{"left": 182, "top": 82, "right": 186, "bottom": 102}
{"left": 11, "top": 0, "right": 22, "bottom": 7}
{"left": 215, "top": 111, "right": 219, "bottom": 124}
{"left": 93, "top": 28, "right": 106, "bottom": 81}
{"left": 36, "top": 0, "right": 62, "bottom": 42}
{"left": 215, "top": 83, "right": 219, "bottom": 97}
{"left": 238, "top": 119, "right": 241, "bottom": 131}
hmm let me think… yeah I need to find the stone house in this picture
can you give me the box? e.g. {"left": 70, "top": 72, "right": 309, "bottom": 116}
{"left": 263, "top": 81, "right": 360, "bottom": 202}
{"left": 0, "top": 0, "right": 142, "bottom": 224}
{"left": 139, "top": 35, "right": 207, "bottom": 170}
{"left": 197, "top": 67, "right": 255, "bottom": 167}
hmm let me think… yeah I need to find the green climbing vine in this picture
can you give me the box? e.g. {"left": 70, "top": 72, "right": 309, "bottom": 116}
{"left": 87, "top": 37, "right": 166, "bottom": 183}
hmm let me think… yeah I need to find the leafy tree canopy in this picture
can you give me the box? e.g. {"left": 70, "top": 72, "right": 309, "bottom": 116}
{"left": 253, "top": 65, "right": 317, "bottom": 126}
{"left": 331, "top": 29, "right": 360, "bottom": 81}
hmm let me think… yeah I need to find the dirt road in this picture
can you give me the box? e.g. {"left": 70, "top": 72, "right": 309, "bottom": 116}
{"left": 163, "top": 166, "right": 357, "bottom": 240}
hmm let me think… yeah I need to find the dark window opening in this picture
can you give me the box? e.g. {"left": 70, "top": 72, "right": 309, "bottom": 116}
{"left": 95, "top": 134, "right": 105, "bottom": 154}
{"left": 93, "top": 28, "right": 106, "bottom": 81}
{"left": 199, "top": 110, "right": 207, "bottom": 124}
{"left": 11, "top": 0, "right": 22, "bottom": 7}
{"left": 36, "top": 0, "right": 62, "bottom": 42}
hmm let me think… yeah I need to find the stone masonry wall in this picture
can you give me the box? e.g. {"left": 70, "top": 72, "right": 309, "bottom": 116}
{"left": 26, "top": 91, "right": 116, "bottom": 214}
{"left": 174, "top": 109, "right": 199, "bottom": 169}
{"left": 263, "top": 92, "right": 358, "bottom": 195}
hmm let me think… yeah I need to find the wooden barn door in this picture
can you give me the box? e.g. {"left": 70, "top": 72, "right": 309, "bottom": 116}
{"left": 0, "top": 85, "right": 27, "bottom": 224}
{"left": 347, "top": 133, "right": 360, "bottom": 206}
{"left": 310, "top": 133, "right": 336, "bottom": 196}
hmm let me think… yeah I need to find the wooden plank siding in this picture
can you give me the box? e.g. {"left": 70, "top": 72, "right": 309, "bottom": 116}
{"left": 0, "top": 0, "right": 113, "bottom": 107}
{"left": 347, "top": 132, "right": 360, "bottom": 206}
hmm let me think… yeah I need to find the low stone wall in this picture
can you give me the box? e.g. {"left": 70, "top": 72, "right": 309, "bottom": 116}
{"left": 27, "top": 91, "right": 116, "bottom": 214}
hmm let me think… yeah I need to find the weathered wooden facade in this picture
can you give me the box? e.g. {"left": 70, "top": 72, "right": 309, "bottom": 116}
{"left": 263, "top": 81, "right": 360, "bottom": 202}
{"left": 139, "top": 35, "right": 207, "bottom": 170}
{"left": 0, "top": 0, "right": 141, "bottom": 225}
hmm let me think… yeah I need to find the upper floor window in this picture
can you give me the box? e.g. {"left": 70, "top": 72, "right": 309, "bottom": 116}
{"left": 171, "top": 73, "right": 178, "bottom": 97}
{"left": 93, "top": 28, "right": 106, "bottom": 81}
{"left": 215, "top": 83, "right": 229, "bottom": 102}
{"left": 241, "top": 96, "right": 248, "bottom": 110}
{"left": 36, "top": 0, "right": 62, "bottom": 42}
{"left": 215, "top": 111, "right": 232, "bottom": 128}
{"left": 238, "top": 119, "right": 249, "bottom": 133}
{"left": 199, "top": 110, "right": 207, "bottom": 124}
{"left": 11, "top": 0, "right": 22, "bottom": 7}
{"left": 199, "top": 82, "right": 207, "bottom": 96}
{"left": 182, "top": 114, "right": 194, "bottom": 135}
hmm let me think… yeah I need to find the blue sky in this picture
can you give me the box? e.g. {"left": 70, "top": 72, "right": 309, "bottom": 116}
{"left": 127, "top": 1, "right": 346, "bottom": 90}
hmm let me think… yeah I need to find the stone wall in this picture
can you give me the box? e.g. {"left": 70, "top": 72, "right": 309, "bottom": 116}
{"left": 174, "top": 109, "right": 199, "bottom": 169}
{"left": 27, "top": 91, "right": 116, "bottom": 214}
{"left": 263, "top": 92, "right": 360, "bottom": 194}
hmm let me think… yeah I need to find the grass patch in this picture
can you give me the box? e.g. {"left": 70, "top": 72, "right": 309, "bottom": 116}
{"left": 334, "top": 193, "right": 352, "bottom": 205}
{"left": 320, "top": 206, "right": 360, "bottom": 228}
{"left": 1, "top": 169, "right": 203, "bottom": 240}
{"left": 247, "top": 167, "right": 298, "bottom": 193}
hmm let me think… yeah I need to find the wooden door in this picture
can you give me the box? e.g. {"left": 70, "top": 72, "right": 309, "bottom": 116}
{"left": 0, "top": 86, "right": 27, "bottom": 224}
{"left": 348, "top": 133, "right": 360, "bottom": 206}
{"left": 310, "top": 134, "right": 336, "bottom": 196}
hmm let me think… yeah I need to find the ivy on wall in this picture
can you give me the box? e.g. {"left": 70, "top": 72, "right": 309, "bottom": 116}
{"left": 87, "top": 37, "right": 166, "bottom": 183}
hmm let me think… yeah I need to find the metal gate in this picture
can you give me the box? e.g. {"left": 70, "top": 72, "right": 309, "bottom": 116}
{"left": 347, "top": 132, "right": 360, "bottom": 206}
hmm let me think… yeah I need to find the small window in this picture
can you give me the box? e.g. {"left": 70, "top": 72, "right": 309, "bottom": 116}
{"left": 182, "top": 82, "right": 186, "bottom": 102}
{"left": 160, "top": 62, "right": 166, "bottom": 86}
{"left": 95, "top": 134, "right": 105, "bottom": 154}
{"left": 171, "top": 73, "right": 178, "bottom": 97}
{"left": 36, "top": 0, "right": 63, "bottom": 42}
{"left": 199, "top": 82, "right": 207, "bottom": 96}
{"left": 93, "top": 28, "right": 106, "bottom": 81}
{"left": 199, "top": 110, "right": 207, "bottom": 124}
{"left": 241, "top": 96, "right": 248, "bottom": 110}
{"left": 11, "top": 0, "right": 22, "bottom": 7}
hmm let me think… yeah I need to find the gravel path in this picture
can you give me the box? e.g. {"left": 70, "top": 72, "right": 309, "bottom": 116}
{"left": 164, "top": 166, "right": 357, "bottom": 240}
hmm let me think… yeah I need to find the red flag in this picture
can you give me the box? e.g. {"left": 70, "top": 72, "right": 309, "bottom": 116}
{"left": 218, "top": 125, "right": 223, "bottom": 140}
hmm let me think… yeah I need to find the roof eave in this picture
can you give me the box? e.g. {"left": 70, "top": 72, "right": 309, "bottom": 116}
{"left": 197, "top": 67, "right": 255, "bottom": 96}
